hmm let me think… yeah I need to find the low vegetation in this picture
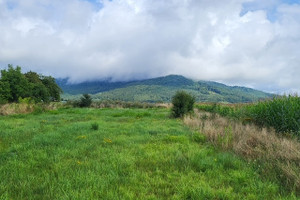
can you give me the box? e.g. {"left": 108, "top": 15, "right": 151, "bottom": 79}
{"left": 0, "top": 101, "right": 62, "bottom": 116}
{"left": 189, "top": 96, "right": 300, "bottom": 194}
{"left": 0, "top": 108, "right": 296, "bottom": 199}
{"left": 195, "top": 95, "right": 300, "bottom": 137}
{"left": 65, "top": 99, "right": 170, "bottom": 109}
{"left": 0, "top": 83, "right": 299, "bottom": 198}
{"left": 70, "top": 94, "right": 93, "bottom": 108}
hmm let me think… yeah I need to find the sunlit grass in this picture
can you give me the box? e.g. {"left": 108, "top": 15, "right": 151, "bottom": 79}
{"left": 0, "top": 108, "right": 296, "bottom": 199}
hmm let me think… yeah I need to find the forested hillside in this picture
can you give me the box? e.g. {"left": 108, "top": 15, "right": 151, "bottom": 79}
{"left": 58, "top": 75, "right": 273, "bottom": 103}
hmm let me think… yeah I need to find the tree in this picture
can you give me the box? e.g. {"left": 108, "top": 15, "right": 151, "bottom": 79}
{"left": 41, "top": 76, "right": 62, "bottom": 101}
{"left": 0, "top": 80, "right": 12, "bottom": 104}
{"left": 25, "top": 71, "right": 50, "bottom": 102}
{"left": 24, "top": 71, "right": 42, "bottom": 84}
{"left": 171, "top": 91, "right": 195, "bottom": 118}
{"left": 0, "top": 65, "right": 62, "bottom": 103}
{"left": 79, "top": 94, "right": 92, "bottom": 107}
{"left": 1, "top": 65, "right": 30, "bottom": 102}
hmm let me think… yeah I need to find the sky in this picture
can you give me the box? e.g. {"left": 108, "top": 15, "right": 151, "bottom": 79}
{"left": 0, "top": 0, "right": 300, "bottom": 94}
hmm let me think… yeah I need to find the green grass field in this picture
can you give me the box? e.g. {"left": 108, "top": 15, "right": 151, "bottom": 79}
{"left": 0, "top": 108, "right": 296, "bottom": 199}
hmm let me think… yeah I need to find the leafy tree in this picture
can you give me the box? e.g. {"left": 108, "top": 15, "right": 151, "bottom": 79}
{"left": 32, "top": 83, "right": 51, "bottom": 102}
{"left": 79, "top": 94, "right": 92, "bottom": 107}
{"left": 41, "top": 76, "right": 62, "bottom": 101}
{"left": 171, "top": 91, "right": 195, "bottom": 118}
{"left": 24, "top": 71, "right": 42, "bottom": 84}
{"left": 0, "top": 80, "right": 12, "bottom": 104}
{"left": 1, "top": 65, "right": 30, "bottom": 102}
{"left": 0, "top": 65, "right": 62, "bottom": 103}
{"left": 25, "top": 71, "right": 50, "bottom": 102}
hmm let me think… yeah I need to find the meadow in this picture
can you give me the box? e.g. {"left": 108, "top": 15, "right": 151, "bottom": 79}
{"left": 0, "top": 107, "right": 298, "bottom": 199}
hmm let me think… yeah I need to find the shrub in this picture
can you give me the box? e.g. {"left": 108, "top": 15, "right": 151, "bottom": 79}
{"left": 79, "top": 94, "right": 92, "bottom": 107}
{"left": 171, "top": 91, "right": 195, "bottom": 118}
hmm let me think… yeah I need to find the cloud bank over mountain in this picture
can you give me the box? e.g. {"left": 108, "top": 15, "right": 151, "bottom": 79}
{"left": 0, "top": 0, "right": 300, "bottom": 93}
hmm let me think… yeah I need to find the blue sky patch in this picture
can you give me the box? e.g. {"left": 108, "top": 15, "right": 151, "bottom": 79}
{"left": 82, "top": 0, "right": 104, "bottom": 10}
{"left": 241, "top": 0, "right": 300, "bottom": 22}
{"left": 6, "top": 1, "right": 17, "bottom": 10}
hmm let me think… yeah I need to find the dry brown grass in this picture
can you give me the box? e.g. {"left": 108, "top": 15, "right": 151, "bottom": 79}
{"left": 184, "top": 110, "right": 300, "bottom": 193}
{"left": 0, "top": 103, "right": 34, "bottom": 115}
{"left": 0, "top": 102, "right": 62, "bottom": 115}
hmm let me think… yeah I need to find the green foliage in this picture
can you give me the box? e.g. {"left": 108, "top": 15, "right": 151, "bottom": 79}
{"left": 0, "top": 108, "right": 294, "bottom": 199}
{"left": 0, "top": 80, "right": 11, "bottom": 104}
{"left": 196, "top": 95, "right": 300, "bottom": 137}
{"left": 18, "top": 97, "right": 33, "bottom": 104}
{"left": 246, "top": 95, "right": 300, "bottom": 136}
{"left": 171, "top": 91, "right": 195, "bottom": 118}
{"left": 41, "top": 75, "right": 62, "bottom": 101}
{"left": 0, "top": 65, "right": 62, "bottom": 103}
{"left": 78, "top": 94, "right": 92, "bottom": 107}
{"left": 1, "top": 65, "right": 30, "bottom": 102}
{"left": 25, "top": 71, "right": 50, "bottom": 102}
{"left": 86, "top": 100, "right": 162, "bottom": 109}
{"left": 31, "top": 82, "right": 51, "bottom": 102}
{"left": 195, "top": 103, "right": 242, "bottom": 119}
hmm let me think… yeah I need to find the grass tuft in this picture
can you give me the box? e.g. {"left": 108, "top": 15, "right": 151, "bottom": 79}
{"left": 91, "top": 122, "right": 99, "bottom": 130}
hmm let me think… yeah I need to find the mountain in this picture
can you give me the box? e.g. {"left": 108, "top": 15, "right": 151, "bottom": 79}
{"left": 57, "top": 75, "right": 273, "bottom": 103}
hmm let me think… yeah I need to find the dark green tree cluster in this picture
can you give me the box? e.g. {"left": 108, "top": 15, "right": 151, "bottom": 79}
{"left": 0, "top": 64, "right": 62, "bottom": 104}
{"left": 171, "top": 91, "right": 195, "bottom": 118}
{"left": 70, "top": 94, "right": 93, "bottom": 107}
{"left": 79, "top": 94, "right": 92, "bottom": 107}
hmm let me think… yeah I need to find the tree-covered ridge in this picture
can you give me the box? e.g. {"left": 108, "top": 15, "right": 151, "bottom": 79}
{"left": 59, "top": 75, "right": 273, "bottom": 103}
{"left": 0, "top": 65, "right": 62, "bottom": 103}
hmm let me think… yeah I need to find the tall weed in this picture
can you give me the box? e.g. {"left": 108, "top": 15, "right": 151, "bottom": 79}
{"left": 196, "top": 95, "right": 300, "bottom": 137}
{"left": 246, "top": 95, "right": 300, "bottom": 136}
{"left": 184, "top": 111, "right": 300, "bottom": 194}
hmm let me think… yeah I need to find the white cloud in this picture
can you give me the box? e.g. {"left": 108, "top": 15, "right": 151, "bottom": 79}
{"left": 0, "top": 0, "right": 300, "bottom": 93}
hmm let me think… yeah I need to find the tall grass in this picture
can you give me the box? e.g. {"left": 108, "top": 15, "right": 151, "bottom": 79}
{"left": 195, "top": 95, "right": 300, "bottom": 137}
{"left": 246, "top": 95, "right": 300, "bottom": 136}
{"left": 184, "top": 111, "right": 300, "bottom": 194}
{"left": 0, "top": 108, "right": 295, "bottom": 199}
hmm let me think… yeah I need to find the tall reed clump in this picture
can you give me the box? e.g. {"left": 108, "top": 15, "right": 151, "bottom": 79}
{"left": 184, "top": 111, "right": 300, "bottom": 195}
{"left": 245, "top": 95, "right": 300, "bottom": 137}
{"left": 196, "top": 95, "right": 300, "bottom": 138}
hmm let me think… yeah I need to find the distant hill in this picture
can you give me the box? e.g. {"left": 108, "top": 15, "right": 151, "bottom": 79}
{"left": 57, "top": 75, "right": 273, "bottom": 103}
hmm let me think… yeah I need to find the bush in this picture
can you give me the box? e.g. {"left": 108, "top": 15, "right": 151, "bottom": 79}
{"left": 79, "top": 94, "right": 92, "bottom": 107}
{"left": 171, "top": 91, "right": 195, "bottom": 118}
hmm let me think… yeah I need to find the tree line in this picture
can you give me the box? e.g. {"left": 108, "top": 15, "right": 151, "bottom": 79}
{"left": 0, "top": 64, "right": 62, "bottom": 104}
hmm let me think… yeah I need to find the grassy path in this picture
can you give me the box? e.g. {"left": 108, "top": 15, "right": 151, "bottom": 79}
{"left": 0, "top": 108, "right": 295, "bottom": 199}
